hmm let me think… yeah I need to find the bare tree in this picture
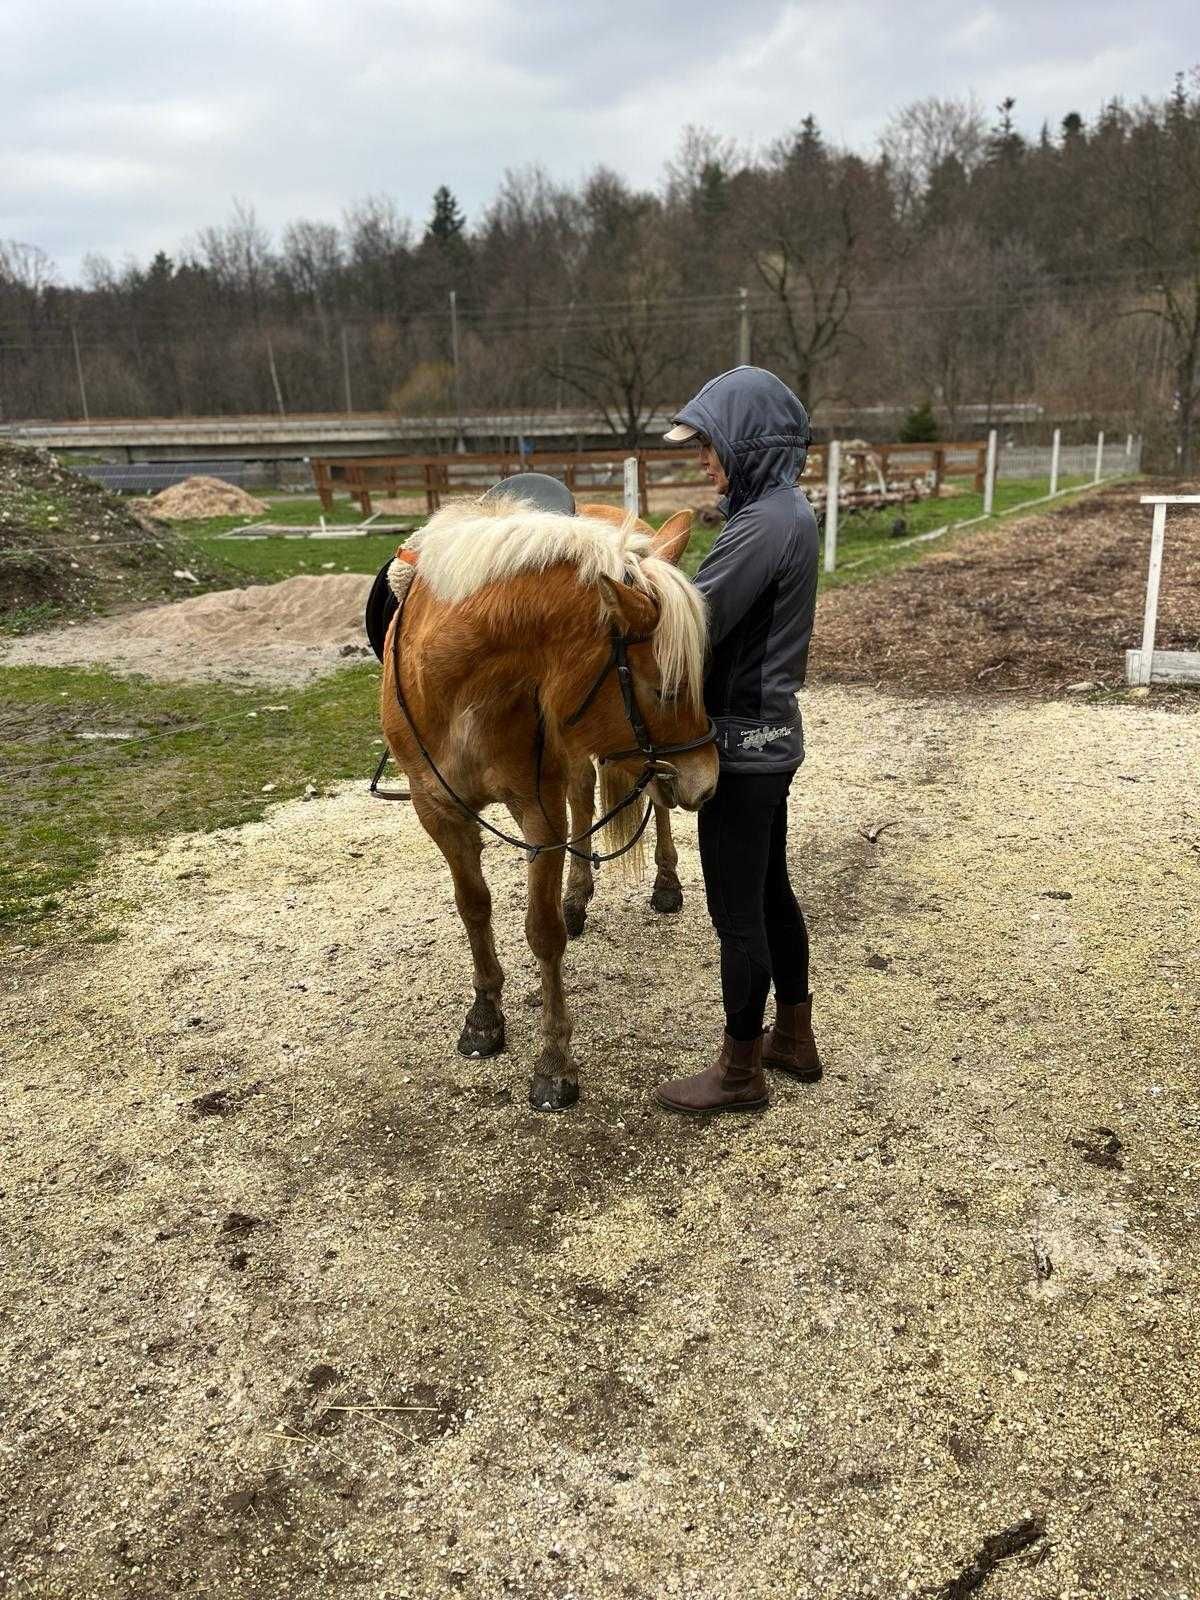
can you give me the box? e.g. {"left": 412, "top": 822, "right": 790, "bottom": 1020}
{"left": 541, "top": 170, "right": 681, "bottom": 443}
{"left": 0, "top": 239, "right": 58, "bottom": 298}
{"left": 899, "top": 224, "right": 1046, "bottom": 429}
{"left": 879, "top": 94, "right": 987, "bottom": 223}
{"left": 741, "top": 122, "right": 891, "bottom": 406}
{"left": 1111, "top": 73, "right": 1200, "bottom": 471}
{"left": 193, "top": 200, "right": 274, "bottom": 320}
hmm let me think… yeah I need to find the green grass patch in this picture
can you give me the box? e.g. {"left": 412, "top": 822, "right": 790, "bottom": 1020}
{"left": 1, "top": 601, "right": 63, "bottom": 639}
{"left": 190, "top": 531, "right": 408, "bottom": 582}
{"left": 149, "top": 495, "right": 416, "bottom": 583}
{"left": 0, "top": 662, "right": 382, "bottom": 944}
{"left": 4, "top": 486, "right": 74, "bottom": 532}
{"left": 679, "top": 475, "right": 1102, "bottom": 582}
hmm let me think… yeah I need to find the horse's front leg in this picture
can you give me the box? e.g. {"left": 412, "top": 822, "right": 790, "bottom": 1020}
{"left": 562, "top": 759, "right": 596, "bottom": 940}
{"left": 649, "top": 802, "right": 685, "bottom": 914}
{"left": 523, "top": 793, "right": 578, "bottom": 1111}
{"left": 411, "top": 791, "right": 506, "bottom": 1059}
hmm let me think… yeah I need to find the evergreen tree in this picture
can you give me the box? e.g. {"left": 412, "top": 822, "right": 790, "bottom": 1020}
{"left": 987, "top": 96, "right": 1024, "bottom": 162}
{"left": 899, "top": 399, "right": 939, "bottom": 442}
{"left": 426, "top": 186, "right": 466, "bottom": 245}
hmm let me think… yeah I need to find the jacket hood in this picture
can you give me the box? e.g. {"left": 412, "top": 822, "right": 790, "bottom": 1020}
{"left": 671, "top": 366, "right": 810, "bottom": 516}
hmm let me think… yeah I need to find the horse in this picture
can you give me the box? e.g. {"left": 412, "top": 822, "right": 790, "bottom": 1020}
{"left": 379, "top": 497, "right": 718, "bottom": 1111}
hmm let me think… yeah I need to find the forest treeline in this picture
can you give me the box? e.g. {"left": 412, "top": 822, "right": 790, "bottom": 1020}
{"left": 2, "top": 72, "right": 1198, "bottom": 467}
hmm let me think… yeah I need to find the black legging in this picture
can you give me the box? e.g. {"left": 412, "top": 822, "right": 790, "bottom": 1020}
{"left": 697, "top": 769, "right": 811, "bottom": 1041}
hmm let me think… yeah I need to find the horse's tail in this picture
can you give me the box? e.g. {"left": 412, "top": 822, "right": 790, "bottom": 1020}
{"left": 596, "top": 762, "right": 648, "bottom": 881}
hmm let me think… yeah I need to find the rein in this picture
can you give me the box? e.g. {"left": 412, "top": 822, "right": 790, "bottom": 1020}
{"left": 371, "top": 573, "right": 716, "bottom": 867}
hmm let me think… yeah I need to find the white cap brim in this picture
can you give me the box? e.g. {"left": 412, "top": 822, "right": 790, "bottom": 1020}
{"left": 663, "top": 423, "right": 699, "bottom": 443}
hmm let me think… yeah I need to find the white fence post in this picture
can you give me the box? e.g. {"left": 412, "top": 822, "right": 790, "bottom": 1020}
{"left": 1094, "top": 430, "right": 1105, "bottom": 483}
{"left": 1126, "top": 432, "right": 1133, "bottom": 457}
{"left": 983, "top": 429, "right": 997, "bottom": 515}
{"left": 823, "top": 440, "right": 840, "bottom": 574}
{"left": 1049, "top": 427, "right": 1061, "bottom": 497}
{"left": 623, "top": 456, "right": 639, "bottom": 517}
{"left": 1137, "top": 501, "right": 1168, "bottom": 686}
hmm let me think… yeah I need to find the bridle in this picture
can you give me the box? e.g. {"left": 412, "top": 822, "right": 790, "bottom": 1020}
{"left": 371, "top": 573, "right": 717, "bottom": 867}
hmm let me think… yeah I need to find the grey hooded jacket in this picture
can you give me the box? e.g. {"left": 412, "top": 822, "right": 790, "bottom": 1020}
{"left": 671, "top": 366, "right": 818, "bottom": 773}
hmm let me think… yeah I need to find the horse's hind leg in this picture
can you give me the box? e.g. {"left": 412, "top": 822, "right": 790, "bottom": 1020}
{"left": 413, "top": 795, "right": 506, "bottom": 1059}
{"left": 563, "top": 760, "right": 596, "bottom": 939}
{"left": 650, "top": 803, "right": 685, "bottom": 914}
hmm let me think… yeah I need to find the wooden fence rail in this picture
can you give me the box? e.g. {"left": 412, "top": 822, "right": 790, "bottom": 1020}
{"left": 309, "top": 441, "right": 989, "bottom": 518}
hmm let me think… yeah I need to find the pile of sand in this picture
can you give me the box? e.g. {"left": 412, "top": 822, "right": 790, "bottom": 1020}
{"left": 144, "top": 476, "right": 269, "bottom": 520}
{"left": 1, "top": 571, "right": 374, "bottom": 686}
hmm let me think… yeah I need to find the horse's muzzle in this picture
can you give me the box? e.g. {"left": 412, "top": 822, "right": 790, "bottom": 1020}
{"left": 653, "top": 751, "right": 718, "bottom": 812}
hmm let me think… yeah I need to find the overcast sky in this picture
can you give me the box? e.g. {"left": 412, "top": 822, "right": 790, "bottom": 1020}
{"left": 2, "top": 0, "right": 1194, "bottom": 282}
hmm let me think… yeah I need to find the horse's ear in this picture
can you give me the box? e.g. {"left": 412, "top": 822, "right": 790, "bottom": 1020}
{"left": 652, "top": 509, "right": 694, "bottom": 566}
{"left": 597, "top": 574, "right": 659, "bottom": 634}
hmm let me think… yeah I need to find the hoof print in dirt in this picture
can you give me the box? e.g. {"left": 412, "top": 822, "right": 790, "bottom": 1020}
{"left": 529, "top": 1074, "right": 579, "bottom": 1113}
{"left": 191, "top": 1088, "right": 233, "bottom": 1116}
{"left": 218, "top": 1213, "right": 264, "bottom": 1265}
{"left": 1070, "top": 1126, "right": 1124, "bottom": 1171}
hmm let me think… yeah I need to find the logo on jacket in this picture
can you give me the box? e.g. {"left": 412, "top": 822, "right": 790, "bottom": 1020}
{"left": 739, "top": 724, "right": 793, "bottom": 751}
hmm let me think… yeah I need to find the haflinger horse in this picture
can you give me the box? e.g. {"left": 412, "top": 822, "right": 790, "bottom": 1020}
{"left": 380, "top": 497, "right": 719, "bottom": 1111}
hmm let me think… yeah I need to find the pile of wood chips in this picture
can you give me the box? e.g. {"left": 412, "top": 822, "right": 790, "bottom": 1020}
{"left": 142, "top": 476, "right": 268, "bottom": 520}
{"left": 811, "top": 479, "right": 1200, "bottom": 695}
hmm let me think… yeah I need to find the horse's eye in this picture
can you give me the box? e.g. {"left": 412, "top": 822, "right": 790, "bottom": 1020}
{"left": 654, "top": 686, "right": 680, "bottom": 705}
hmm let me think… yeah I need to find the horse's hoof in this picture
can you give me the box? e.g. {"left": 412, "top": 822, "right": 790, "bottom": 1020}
{"left": 563, "top": 900, "right": 588, "bottom": 940}
{"left": 528, "top": 1074, "right": 579, "bottom": 1113}
{"left": 458, "top": 996, "right": 505, "bottom": 1059}
{"left": 650, "top": 881, "right": 684, "bottom": 915}
{"left": 458, "top": 1023, "right": 505, "bottom": 1058}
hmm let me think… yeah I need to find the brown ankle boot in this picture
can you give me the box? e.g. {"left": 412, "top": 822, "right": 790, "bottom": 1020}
{"left": 656, "top": 1033, "right": 769, "bottom": 1115}
{"left": 762, "top": 997, "right": 822, "bottom": 1081}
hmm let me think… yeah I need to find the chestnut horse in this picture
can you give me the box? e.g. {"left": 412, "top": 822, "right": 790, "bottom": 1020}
{"left": 380, "top": 498, "right": 718, "bottom": 1110}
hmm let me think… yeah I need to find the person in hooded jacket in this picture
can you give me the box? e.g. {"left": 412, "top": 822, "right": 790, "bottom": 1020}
{"left": 655, "top": 366, "right": 822, "bottom": 1114}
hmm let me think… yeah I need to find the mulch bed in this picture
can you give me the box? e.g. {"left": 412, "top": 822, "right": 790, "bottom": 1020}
{"left": 811, "top": 479, "right": 1200, "bottom": 696}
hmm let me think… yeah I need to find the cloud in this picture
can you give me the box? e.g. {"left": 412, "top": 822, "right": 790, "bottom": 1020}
{"left": 0, "top": 0, "right": 1191, "bottom": 279}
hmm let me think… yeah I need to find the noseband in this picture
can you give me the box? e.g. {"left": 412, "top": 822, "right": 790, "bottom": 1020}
{"left": 372, "top": 577, "right": 716, "bottom": 868}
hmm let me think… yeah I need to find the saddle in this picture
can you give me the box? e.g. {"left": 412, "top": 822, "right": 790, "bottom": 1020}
{"left": 363, "top": 472, "right": 577, "bottom": 662}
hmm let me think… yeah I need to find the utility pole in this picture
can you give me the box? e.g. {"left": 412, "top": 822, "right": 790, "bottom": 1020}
{"left": 449, "top": 289, "right": 466, "bottom": 453}
{"left": 266, "top": 334, "right": 285, "bottom": 417}
{"left": 737, "top": 287, "right": 751, "bottom": 367}
{"left": 341, "top": 325, "right": 353, "bottom": 415}
{"left": 71, "top": 324, "right": 90, "bottom": 423}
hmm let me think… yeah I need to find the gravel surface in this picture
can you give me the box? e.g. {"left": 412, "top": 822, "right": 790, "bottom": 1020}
{"left": 2, "top": 686, "right": 1198, "bottom": 1599}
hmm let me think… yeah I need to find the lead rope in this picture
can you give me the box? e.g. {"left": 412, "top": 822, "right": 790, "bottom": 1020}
{"left": 373, "top": 576, "right": 656, "bottom": 867}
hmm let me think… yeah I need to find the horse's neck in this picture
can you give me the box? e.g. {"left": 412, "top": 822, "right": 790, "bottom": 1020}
{"left": 411, "top": 587, "right": 571, "bottom": 716}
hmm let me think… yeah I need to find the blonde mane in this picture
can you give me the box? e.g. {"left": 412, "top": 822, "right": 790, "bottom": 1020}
{"left": 409, "top": 497, "right": 708, "bottom": 710}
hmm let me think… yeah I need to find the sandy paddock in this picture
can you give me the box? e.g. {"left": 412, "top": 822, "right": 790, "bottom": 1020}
{"left": 2, "top": 683, "right": 1198, "bottom": 1598}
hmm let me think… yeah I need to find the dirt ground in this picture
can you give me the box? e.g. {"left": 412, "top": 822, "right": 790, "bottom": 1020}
{"left": 0, "top": 444, "right": 232, "bottom": 624}
{"left": 813, "top": 480, "right": 1200, "bottom": 693}
{"left": 1, "top": 572, "right": 375, "bottom": 687}
{"left": 3, "top": 685, "right": 1198, "bottom": 1599}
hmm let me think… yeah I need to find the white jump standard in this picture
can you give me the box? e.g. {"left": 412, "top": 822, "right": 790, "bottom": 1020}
{"left": 1126, "top": 496, "right": 1200, "bottom": 687}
